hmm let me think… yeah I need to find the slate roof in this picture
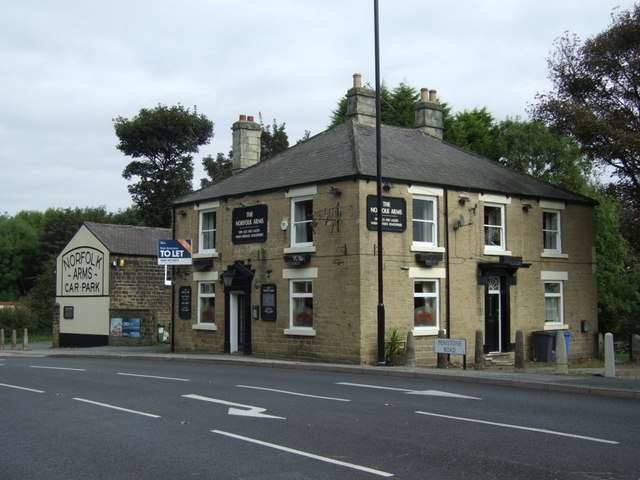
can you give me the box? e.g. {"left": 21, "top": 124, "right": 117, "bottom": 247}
{"left": 175, "top": 118, "right": 595, "bottom": 206}
{"left": 83, "top": 222, "right": 170, "bottom": 256}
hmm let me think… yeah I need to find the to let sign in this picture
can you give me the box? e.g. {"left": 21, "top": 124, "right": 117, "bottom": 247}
{"left": 434, "top": 338, "right": 467, "bottom": 355}
{"left": 158, "top": 239, "right": 192, "bottom": 265}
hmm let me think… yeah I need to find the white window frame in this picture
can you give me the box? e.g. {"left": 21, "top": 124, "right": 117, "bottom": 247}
{"left": 543, "top": 209, "right": 562, "bottom": 254}
{"left": 196, "top": 281, "right": 217, "bottom": 330}
{"left": 412, "top": 195, "right": 437, "bottom": 247}
{"left": 199, "top": 209, "right": 216, "bottom": 254}
{"left": 291, "top": 196, "right": 314, "bottom": 248}
{"left": 543, "top": 280, "right": 564, "bottom": 325}
{"left": 413, "top": 278, "right": 439, "bottom": 335}
{"left": 286, "top": 279, "right": 315, "bottom": 335}
{"left": 484, "top": 203, "right": 505, "bottom": 251}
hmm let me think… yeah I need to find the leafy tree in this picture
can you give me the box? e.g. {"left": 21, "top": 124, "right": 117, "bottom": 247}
{"left": 444, "top": 108, "right": 500, "bottom": 160}
{"left": 495, "top": 119, "right": 591, "bottom": 193}
{"left": 260, "top": 117, "right": 289, "bottom": 161}
{"left": 532, "top": 4, "right": 640, "bottom": 198}
{"left": 201, "top": 153, "right": 232, "bottom": 188}
{"left": 114, "top": 104, "right": 214, "bottom": 227}
{"left": 0, "top": 214, "right": 41, "bottom": 300}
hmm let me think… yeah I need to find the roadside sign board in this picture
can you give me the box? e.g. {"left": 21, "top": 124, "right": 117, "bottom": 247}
{"left": 158, "top": 239, "right": 192, "bottom": 265}
{"left": 434, "top": 338, "right": 467, "bottom": 355}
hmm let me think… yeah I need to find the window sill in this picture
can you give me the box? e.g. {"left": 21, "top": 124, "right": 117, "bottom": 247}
{"left": 412, "top": 327, "right": 440, "bottom": 336}
{"left": 410, "top": 245, "right": 445, "bottom": 253}
{"left": 193, "top": 252, "right": 219, "bottom": 259}
{"left": 541, "top": 252, "right": 569, "bottom": 259}
{"left": 192, "top": 323, "right": 217, "bottom": 331}
{"left": 543, "top": 323, "right": 568, "bottom": 331}
{"left": 483, "top": 248, "right": 512, "bottom": 256}
{"left": 284, "top": 328, "right": 316, "bottom": 337}
{"left": 284, "top": 246, "right": 316, "bottom": 254}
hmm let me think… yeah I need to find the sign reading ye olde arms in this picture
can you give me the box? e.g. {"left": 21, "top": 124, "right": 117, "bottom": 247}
{"left": 61, "top": 247, "right": 105, "bottom": 296}
{"left": 232, "top": 205, "right": 268, "bottom": 244}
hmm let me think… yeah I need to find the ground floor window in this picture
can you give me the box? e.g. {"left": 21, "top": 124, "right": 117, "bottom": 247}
{"left": 198, "top": 282, "right": 216, "bottom": 324}
{"left": 414, "top": 279, "right": 438, "bottom": 330}
{"left": 290, "top": 280, "right": 313, "bottom": 328}
{"left": 544, "top": 281, "right": 563, "bottom": 324}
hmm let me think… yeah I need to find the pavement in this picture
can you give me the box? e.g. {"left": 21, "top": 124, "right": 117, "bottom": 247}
{"left": 2, "top": 341, "right": 640, "bottom": 400}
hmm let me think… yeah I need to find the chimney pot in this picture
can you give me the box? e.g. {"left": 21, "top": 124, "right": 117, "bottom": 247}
{"left": 239, "top": 114, "right": 247, "bottom": 121}
{"left": 420, "top": 88, "right": 429, "bottom": 102}
{"left": 247, "top": 115, "right": 254, "bottom": 122}
{"left": 429, "top": 89, "right": 437, "bottom": 102}
{"left": 353, "top": 73, "right": 362, "bottom": 88}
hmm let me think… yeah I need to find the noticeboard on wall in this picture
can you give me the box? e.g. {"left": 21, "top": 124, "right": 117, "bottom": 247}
{"left": 366, "top": 195, "right": 406, "bottom": 232}
{"left": 110, "top": 317, "right": 141, "bottom": 338}
{"left": 260, "top": 284, "right": 277, "bottom": 321}
{"left": 179, "top": 286, "right": 192, "bottom": 320}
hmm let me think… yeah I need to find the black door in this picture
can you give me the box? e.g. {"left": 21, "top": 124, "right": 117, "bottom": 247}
{"left": 485, "top": 276, "right": 502, "bottom": 352}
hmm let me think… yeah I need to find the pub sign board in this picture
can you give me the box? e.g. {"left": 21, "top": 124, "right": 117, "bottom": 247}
{"left": 232, "top": 205, "right": 268, "bottom": 244}
{"left": 179, "top": 286, "right": 192, "bottom": 320}
{"left": 366, "top": 195, "right": 406, "bottom": 232}
{"left": 260, "top": 284, "right": 277, "bottom": 321}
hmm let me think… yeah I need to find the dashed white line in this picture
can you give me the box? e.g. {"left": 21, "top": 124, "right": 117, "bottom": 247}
{"left": 237, "top": 384, "right": 350, "bottom": 402}
{"left": 117, "top": 372, "right": 190, "bottom": 382}
{"left": 73, "top": 398, "right": 161, "bottom": 418}
{"left": 30, "top": 365, "right": 86, "bottom": 371}
{"left": 212, "top": 430, "right": 394, "bottom": 477}
{"left": 0, "top": 382, "right": 45, "bottom": 393}
{"left": 416, "top": 411, "right": 619, "bottom": 444}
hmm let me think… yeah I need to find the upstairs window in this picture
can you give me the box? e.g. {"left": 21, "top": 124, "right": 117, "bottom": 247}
{"left": 292, "top": 196, "right": 314, "bottom": 247}
{"left": 543, "top": 210, "right": 561, "bottom": 253}
{"left": 412, "top": 196, "right": 437, "bottom": 246}
{"left": 199, "top": 210, "right": 216, "bottom": 253}
{"left": 484, "top": 204, "right": 505, "bottom": 250}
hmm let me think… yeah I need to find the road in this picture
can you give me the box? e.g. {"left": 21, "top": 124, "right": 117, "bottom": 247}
{"left": 0, "top": 356, "right": 637, "bottom": 479}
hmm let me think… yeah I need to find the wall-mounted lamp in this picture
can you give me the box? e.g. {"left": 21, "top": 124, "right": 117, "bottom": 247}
{"left": 178, "top": 210, "right": 187, "bottom": 217}
{"left": 383, "top": 182, "right": 395, "bottom": 191}
{"left": 458, "top": 196, "right": 470, "bottom": 205}
{"left": 522, "top": 203, "right": 533, "bottom": 212}
{"left": 221, "top": 268, "right": 235, "bottom": 288}
{"left": 329, "top": 186, "right": 342, "bottom": 195}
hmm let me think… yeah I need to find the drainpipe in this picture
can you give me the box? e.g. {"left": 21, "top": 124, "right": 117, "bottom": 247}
{"left": 170, "top": 207, "right": 176, "bottom": 353}
{"left": 444, "top": 188, "right": 451, "bottom": 338}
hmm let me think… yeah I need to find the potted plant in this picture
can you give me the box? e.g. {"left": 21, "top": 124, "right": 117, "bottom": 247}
{"left": 385, "top": 328, "right": 407, "bottom": 366}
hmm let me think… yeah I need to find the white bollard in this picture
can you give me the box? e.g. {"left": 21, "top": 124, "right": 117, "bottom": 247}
{"left": 604, "top": 332, "right": 616, "bottom": 378}
{"left": 555, "top": 330, "right": 568, "bottom": 374}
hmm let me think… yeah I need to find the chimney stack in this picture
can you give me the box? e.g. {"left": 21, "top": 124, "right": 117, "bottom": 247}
{"left": 345, "top": 73, "right": 376, "bottom": 125}
{"left": 414, "top": 87, "right": 443, "bottom": 139}
{"left": 231, "top": 114, "right": 261, "bottom": 173}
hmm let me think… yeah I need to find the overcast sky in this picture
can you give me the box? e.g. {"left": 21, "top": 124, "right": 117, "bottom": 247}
{"left": 1, "top": 0, "right": 635, "bottom": 216}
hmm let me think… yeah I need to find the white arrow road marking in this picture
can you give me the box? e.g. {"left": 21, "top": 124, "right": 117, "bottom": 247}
{"left": 182, "top": 394, "right": 285, "bottom": 419}
{"left": 337, "top": 382, "right": 481, "bottom": 400}
{"left": 237, "top": 385, "right": 351, "bottom": 402}
{"left": 212, "top": 430, "right": 394, "bottom": 477}
{"left": 416, "top": 411, "right": 619, "bottom": 445}
{"left": 73, "top": 398, "right": 161, "bottom": 418}
{"left": 118, "top": 372, "right": 190, "bottom": 382}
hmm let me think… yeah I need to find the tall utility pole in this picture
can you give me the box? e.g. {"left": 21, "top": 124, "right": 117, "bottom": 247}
{"left": 374, "top": 0, "right": 385, "bottom": 366}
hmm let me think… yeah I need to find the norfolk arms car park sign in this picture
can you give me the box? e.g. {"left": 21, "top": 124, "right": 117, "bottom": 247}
{"left": 158, "top": 239, "right": 193, "bottom": 265}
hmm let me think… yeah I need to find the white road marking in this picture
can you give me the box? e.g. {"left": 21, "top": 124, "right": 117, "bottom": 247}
{"left": 73, "top": 398, "right": 161, "bottom": 418}
{"left": 182, "top": 393, "right": 285, "bottom": 419}
{"left": 337, "top": 382, "right": 480, "bottom": 399}
{"left": 117, "top": 372, "right": 190, "bottom": 382}
{"left": 212, "top": 429, "right": 394, "bottom": 477}
{"left": 30, "top": 365, "right": 86, "bottom": 371}
{"left": 237, "top": 384, "right": 351, "bottom": 402}
{"left": 0, "top": 382, "right": 45, "bottom": 393}
{"left": 416, "top": 411, "right": 619, "bottom": 445}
